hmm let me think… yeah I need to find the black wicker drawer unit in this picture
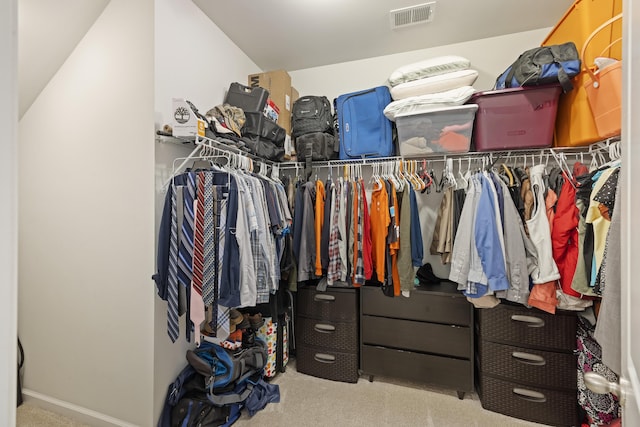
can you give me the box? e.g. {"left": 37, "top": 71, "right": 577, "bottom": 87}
{"left": 477, "top": 303, "right": 580, "bottom": 426}
{"left": 295, "top": 285, "right": 359, "bottom": 383}
{"left": 360, "top": 283, "right": 475, "bottom": 399}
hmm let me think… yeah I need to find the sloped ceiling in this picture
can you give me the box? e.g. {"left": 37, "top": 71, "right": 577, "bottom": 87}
{"left": 18, "top": 0, "right": 110, "bottom": 118}
{"left": 192, "top": 0, "right": 574, "bottom": 72}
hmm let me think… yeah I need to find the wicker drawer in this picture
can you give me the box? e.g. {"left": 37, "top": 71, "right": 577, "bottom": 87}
{"left": 479, "top": 374, "right": 580, "bottom": 426}
{"left": 296, "top": 343, "right": 359, "bottom": 383}
{"left": 296, "top": 315, "right": 358, "bottom": 352}
{"left": 362, "top": 315, "right": 471, "bottom": 358}
{"left": 361, "top": 344, "right": 473, "bottom": 392}
{"left": 478, "top": 303, "right": 577, "bottom": 351}
{"left": 479, "top": 340, "right": 577, "bottom": 391}
{"left": 361, "top": 285, "right": 472, "bottom": 326}
{"left": 297, "top": 286, "right": 358, "bottom": 322}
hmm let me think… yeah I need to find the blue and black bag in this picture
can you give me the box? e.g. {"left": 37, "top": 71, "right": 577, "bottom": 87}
{"left": 185, "top": 340, "right": 268, "bottom": 406}
{"left": 495, "top": 42, "right": 581, "bottom": 93}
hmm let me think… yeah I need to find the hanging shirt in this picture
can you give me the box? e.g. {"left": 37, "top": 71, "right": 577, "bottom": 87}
{"left": 370, "top": 180, "right": 390, "bottom": 283}
{"left": 526, "top": 164, "right": 561, "bottom": 284}
{"left": 327, "top": 180, "right": 342, "bottom": 285}
{"left": 389, "top": 182, "right": 401, "bottom": 296}
{"left": 314, "top": 180, "right": 326, "bottom": 277}
{"left": 397, "top": 185, "right": 414, "bottom": 293}
{"left": 409, "top": 187, "right": 424, "bottom": 268}
{"left": 297, "top": 181, "right": 317, "bottom": 281}
{"left": 474, "top": 174, "right": 510, "bottom": 292}
{"left": 361, "top": 180, "right": 373, "bottom": 281}
{"left": 321, "top": 179, "right": 333, "bottom": 271}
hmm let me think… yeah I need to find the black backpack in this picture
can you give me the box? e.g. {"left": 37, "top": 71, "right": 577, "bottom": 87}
{"left": 292, "top": 96, "right": 333, "bottom": 139}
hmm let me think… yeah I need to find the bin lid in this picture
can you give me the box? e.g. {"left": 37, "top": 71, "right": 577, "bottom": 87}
{"left": 468, "top": 83, "right": 562, "bottom": 101}
{"left": 395, "top": 103, "right": 478, "bottom": 119}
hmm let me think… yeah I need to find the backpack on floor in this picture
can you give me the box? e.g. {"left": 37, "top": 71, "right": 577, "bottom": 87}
{"left": 292, "top": 96, "right": 334, "bottom": 139}
{"left": 335, "top": 86, "right": 394, "bottom": 159}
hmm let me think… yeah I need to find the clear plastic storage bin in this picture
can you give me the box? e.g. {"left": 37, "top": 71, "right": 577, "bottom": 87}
{"left": 396, "top": 104, "right": 478, "bottom": 156}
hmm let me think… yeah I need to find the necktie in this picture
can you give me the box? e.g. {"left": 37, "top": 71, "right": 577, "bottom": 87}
{"left": 216, "top": 192, "right": 231, "bottom": 339}
{"left": 179, "top": 172, "right": 196, "bottom": 341}
{"left": 190, "top": 173, "right": 206, "bottom": 344}
{"left": 201, "top": 172, "right": 216, "bottom": 305}
{"left": 167, "top": 188, "right": 180, "bottom": 342}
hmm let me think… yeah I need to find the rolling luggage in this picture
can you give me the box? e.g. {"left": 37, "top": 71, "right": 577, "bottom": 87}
{"left": 335, "top": 86, "right": 394, "bottom": 160}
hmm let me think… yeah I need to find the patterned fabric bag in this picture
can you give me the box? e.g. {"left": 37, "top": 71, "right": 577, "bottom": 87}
{"left": 576, "top": 316, "right": 621, "bottom": 426}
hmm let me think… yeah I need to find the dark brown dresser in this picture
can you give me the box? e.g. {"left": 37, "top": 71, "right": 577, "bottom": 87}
{"left": 295, "top": 285, "right": 359, "bottom": 383}
{"left": 477, "top": 303, "right": 580, "bottom": 426}
{"left": 360, "top": 283, "right": 475, "bottom": 399}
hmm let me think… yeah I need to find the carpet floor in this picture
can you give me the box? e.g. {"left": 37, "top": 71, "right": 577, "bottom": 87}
{"left": 17, "top": 359, "right": 551, "bottom": 426}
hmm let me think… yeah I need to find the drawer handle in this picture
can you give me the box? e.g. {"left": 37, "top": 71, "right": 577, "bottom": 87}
{"left": 314, "top": 323, "right": 336, "bottom": 334}
{"left": 314, "top": 353, "right": 336, "bottom": 364}
{"left": 511, "top": 352, "right": 546, "bottom": 366}
{"left": 512, "top": 388, "right": 547, "bottom": 403}
{"left": 314, "top": 294, "right": 336, "bottom": 302}
{"left": 510, "top": 315, "right": 545, "bottom": 328}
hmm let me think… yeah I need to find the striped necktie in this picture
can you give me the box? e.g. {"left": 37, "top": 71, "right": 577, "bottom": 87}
{"left": 167, "top": 188, "right": 180, "bottom": 342}
{"left": 190, "top": 173, "right": 206, "bottom": 344}
{"left": 178, "top": 172, "right": 196, "bottom": 341}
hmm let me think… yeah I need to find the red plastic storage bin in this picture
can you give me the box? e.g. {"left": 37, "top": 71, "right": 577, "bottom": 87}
{"left": 468, "top": 85, "right": 562, "bottom": 151}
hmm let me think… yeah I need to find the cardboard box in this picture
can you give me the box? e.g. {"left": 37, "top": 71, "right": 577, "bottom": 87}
{"left": 248, "top": 70, "right": 292, "bottom": 134}
{"left": 171, "top": 98, "right": 205, "bottom": 138}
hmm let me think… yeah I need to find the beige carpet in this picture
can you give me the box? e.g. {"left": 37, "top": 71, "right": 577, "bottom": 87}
{"left": 17, "top": 403, "right": 90, "bottom": 427}
{"left": 17, "top": 360, "right": 551, "bottom": 426}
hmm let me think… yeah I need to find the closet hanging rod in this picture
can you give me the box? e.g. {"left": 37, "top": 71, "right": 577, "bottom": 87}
{"left": 277, "top": 142, "right": 616, "bottom": 170}
{"left": 162, "top": 134, "right": 277, "bottom": 188}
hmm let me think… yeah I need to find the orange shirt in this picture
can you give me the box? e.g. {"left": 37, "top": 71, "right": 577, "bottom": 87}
{"left": 314, "top": 180, "right": 325, "bottom": 277}
{"left": 370, "top": 181, "right": 390, "bottom": 283}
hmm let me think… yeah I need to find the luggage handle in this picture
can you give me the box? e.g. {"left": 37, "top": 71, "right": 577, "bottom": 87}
{"left": 314, "top": 323, "right": 336, "bottom": 334}
{"left": 510, "top": 315, "right": 545, "bottom": 328}
{"left": 314, "top": 353, "right": 336, "bottom": 364}
{"left": 512, "top": 388, "right": 547, "bottom": 403}
{"left": 511, "top": 351, "right": 546, "bottom": 366}
{"left": 314, "top": 294, "right": 335, "bottom": 302}
{"left": 582, "top": 13, "right": 623, "bottom": 88}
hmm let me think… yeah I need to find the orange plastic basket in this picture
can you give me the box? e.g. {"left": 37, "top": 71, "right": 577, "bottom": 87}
{"left": 542, "top": 0, "right": 622, "bottom": 147}
{"left": 582, "top": 14, "right": 623, "bottom": 139}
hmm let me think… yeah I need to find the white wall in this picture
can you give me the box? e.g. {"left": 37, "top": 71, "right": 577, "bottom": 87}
{"left": 153, "top": 0, "right": 262, "bottom": 422}
{"left": 18, "top": 0, "right": 155, "bottom": 425}
{"left": 0, "top": 0, "right": 18, "bottom": 424}
{"left": 290, "top": 28, "right": 552, "bottom": 101}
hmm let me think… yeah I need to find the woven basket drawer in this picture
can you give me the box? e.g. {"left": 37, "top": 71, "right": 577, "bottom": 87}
{"left": 297, "top": 286, "right": 358, "bottom": 322}
{"left": 479, "top": 340, "right": 577, "bottom": 391}
{"left": 479, "top": 374, "right": 579, "bottom": 426}
{"left": 296, "top": 315, "right": 358, "bottom": 352}
{"left": 361, "top": 285, "right": 472, "bottom": 326}
{"left": 478, "top": 303, "right": 577, "bottom": 351}
{"left": 296, "top": 343, "right": 359, "bottom": 383}
{"left": 362, "top": 315, "right": 471, "bottom": 358}
{"left": 361, "top": 345, "right": 473, "bottom": 392}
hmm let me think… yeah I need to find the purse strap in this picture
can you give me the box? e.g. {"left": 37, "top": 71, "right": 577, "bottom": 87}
{"left": 582, "top": 13, "right": 623, "bottom": 86}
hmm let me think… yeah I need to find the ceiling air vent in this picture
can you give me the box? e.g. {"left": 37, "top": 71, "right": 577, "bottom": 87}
{"left": 390, "top": 2, "right": 435, "bottom": 30}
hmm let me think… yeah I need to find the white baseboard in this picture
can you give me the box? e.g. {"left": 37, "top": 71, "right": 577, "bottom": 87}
{"left": 22, "top": 389, "right": 140, "bottom": 427}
